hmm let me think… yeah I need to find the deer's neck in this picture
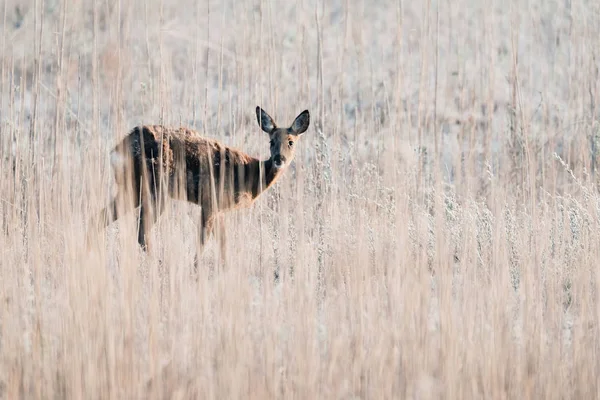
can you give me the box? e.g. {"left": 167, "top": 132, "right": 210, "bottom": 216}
{"left": 248, "top": 158, "right": 283, "bottom": 200}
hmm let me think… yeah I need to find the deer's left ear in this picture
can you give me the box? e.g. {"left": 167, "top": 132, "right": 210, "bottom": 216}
{"left": 290, "top": 110, "right": 310, "bottom": 136}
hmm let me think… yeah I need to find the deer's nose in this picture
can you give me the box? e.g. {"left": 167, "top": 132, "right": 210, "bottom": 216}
{"left": 273, "top": 155, "right": 286, "bottom": 168}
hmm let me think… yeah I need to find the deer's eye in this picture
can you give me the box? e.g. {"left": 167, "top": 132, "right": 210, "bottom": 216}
{"left": 288, "top": 140, "right": 294, "bottom": 147}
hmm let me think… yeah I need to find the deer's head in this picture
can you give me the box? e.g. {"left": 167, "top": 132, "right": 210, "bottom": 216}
{"left": 256, "top": 107, "right": 310, "bottom": 170}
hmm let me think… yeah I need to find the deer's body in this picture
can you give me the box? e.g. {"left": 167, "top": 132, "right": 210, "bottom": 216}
{"left": 110, "top": 124, "right": 283, "bottom": 211}
{"left": 89, "top": 107, "right": 310, "bottom": 265}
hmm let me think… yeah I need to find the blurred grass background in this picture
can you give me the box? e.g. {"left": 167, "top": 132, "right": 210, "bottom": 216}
{"left": 1, "top": 0, "right": 600, "bottom": 398}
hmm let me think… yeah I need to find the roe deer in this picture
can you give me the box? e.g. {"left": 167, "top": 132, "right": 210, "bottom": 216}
{"left": 88, "top": 106, "right": 310, "bottom": 266}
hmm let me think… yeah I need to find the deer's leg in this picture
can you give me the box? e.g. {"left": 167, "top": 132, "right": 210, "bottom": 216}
{"left": 214, "top": 214, "right": 227, "bottom": 267}
{"left": 192, "top": 209, "right": 215, "bottom": 277}
{"left": 136, "top": 164, "right": 167, "bottom": 252}
{"left": 137, "top": 190, "right": 167, "bottom": 252}
{"left": 137, "top": 202, "right": 162, "bottom": 251}
{"left": 200, "top": 212, "right": 215, "bottom": 248}
{"left": 195, "top": 213, "right": 227, "bottom": 277}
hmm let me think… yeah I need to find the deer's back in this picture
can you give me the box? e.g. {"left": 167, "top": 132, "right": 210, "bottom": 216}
{"left": 112, "top": 125, "right": 257, "bottom": 207}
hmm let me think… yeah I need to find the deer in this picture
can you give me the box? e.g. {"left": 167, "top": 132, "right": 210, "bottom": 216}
{"left": 87, "top": 106, "right": 310, "bottom": 269}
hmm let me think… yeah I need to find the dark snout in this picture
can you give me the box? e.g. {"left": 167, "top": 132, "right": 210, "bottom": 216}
{"left": 273, "top": 154, "right": 287, "bottom": 169}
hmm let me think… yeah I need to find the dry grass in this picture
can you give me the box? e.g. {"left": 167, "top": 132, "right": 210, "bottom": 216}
{"left": 1, "top": 0, "right": 600, "bottom": 398}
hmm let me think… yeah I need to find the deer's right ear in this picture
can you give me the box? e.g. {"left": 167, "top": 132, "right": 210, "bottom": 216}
{"left": 256, "top": 106, "right": 276, "bottom": 134}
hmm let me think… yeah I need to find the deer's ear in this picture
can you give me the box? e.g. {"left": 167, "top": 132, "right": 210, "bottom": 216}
{"left": 256, "top": 106, "right": 276, "bottom": 133}
{"left": 290, "top": 110, "right": 310, "bottom": 136}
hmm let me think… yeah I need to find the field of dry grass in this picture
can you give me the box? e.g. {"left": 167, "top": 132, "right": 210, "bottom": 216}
{"left": 1, "top": 0, "right": 600, "bottom": 398}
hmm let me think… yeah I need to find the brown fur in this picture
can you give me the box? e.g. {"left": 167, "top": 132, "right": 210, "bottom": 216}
{"left": 88, "top": 107, "right": 310, "bottom": 267}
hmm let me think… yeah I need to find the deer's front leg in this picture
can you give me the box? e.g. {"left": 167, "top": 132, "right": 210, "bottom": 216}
{"left": 213, "top": 214, "right": 227, "bottom": 267}
{"left": 192, "top": 207, "right": 216, "bottom": 277}
{"left": 192, "top": 212, "right": 227, "bottom": 279}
